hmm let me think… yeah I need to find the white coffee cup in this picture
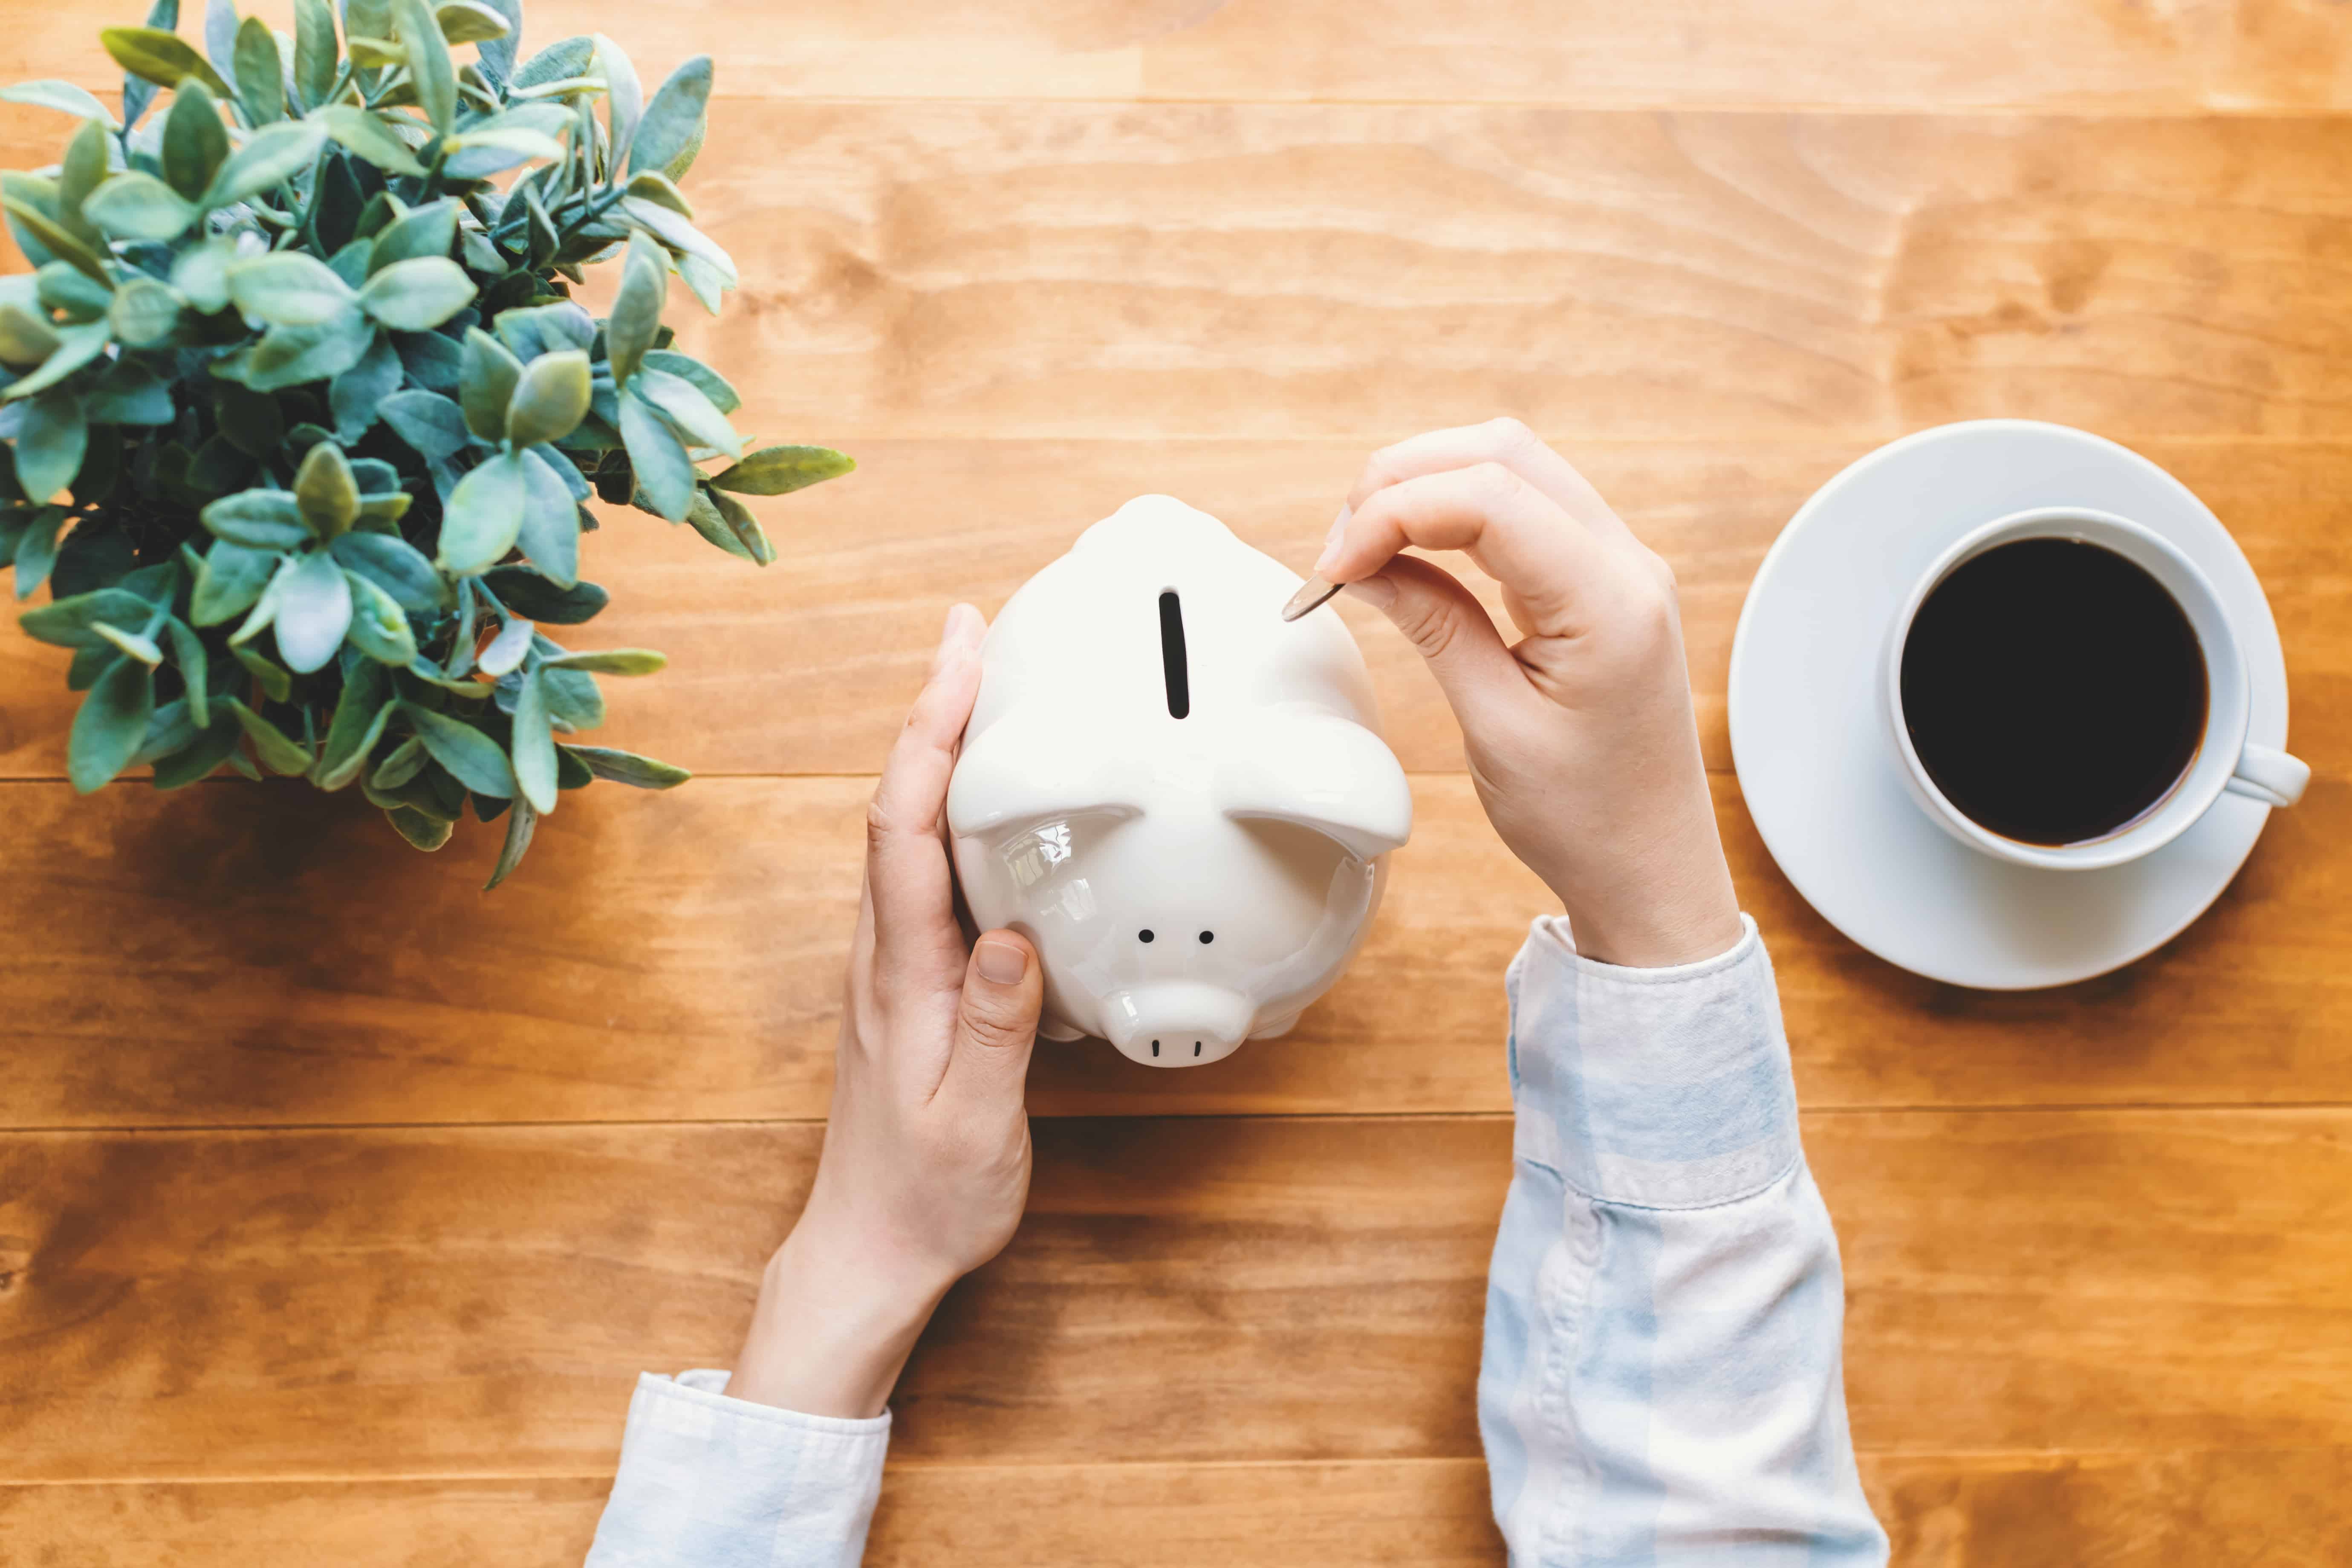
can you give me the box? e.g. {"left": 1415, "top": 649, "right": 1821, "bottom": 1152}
{"left": 1883, "top": 506, "right": 2308, "bottom": 872}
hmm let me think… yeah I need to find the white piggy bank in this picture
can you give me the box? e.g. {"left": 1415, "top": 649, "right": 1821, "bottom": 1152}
{"left": 946, "top": 495, "right": 1412, "bottom": 1068}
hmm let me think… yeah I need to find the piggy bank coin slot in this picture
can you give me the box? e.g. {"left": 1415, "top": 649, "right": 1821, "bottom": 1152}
{"left": 1158, "top": 589, "right": 1190, "bottom": 719}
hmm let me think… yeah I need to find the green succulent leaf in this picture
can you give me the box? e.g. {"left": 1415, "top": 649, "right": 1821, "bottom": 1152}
{"left": 473, "top": 613, "right": 532, "bottom": 678}
{"left": 435, "top": 0, "right": 512, "bottom": 46}
{"left": 0, "top": 81, "right": 120, "bottom": 129}
{"left": 101, "top": 26, "right": 237, "bottom": 100}
{"left": 503, "top": 348, "right": 590, "bottom": 449}
{"left": 227, "top": 694, "right": 312, "bottom": 773}
{"left": 617, "top": 388, "right": 693, "bottom": 523}
{"left": 604, "top": 228, "right": 665, "bottom": 388}
{"left": 593, "top": 32, "right": 643, "bottom": 165}
{"left": 9, "top": 508, "right": 67, "bottom": 599}
{"left": 689, "top": 485, "right": 774, "bottom": 566}
{"left": 0, "top": 301, "right": 63, "bottom": 367}
{"left": 314, "top": 660, "right": 395, "bottom": 789}
{"left": 164, "top": 616, "right": 211, "bottom": 728}
{"left": 457, "top": 325, "right": 522, "bottom": 441}
{"left": 293, "top": 441, "right": 359, "bottom": 537}
{"left": 537, "top": 647, "right": 666, "bottom": 676}
{"left": 16, "top": 389, "right": 89, "bottom": 503}
{"left": 341, "top": 568, "right": 419, "bottom": 665}
{"left": 309, "top": 104, "right": 431, "bottom": 178}
{"left": 230, "top": 635, "right": 288, "bottom": 696}
{"left": 401, "top": 701, "right": 515, "bottom": 796}
{"left": 232, "top": 15, "right": 284, "bottom": 124}
{"left": 169, "top": 235, "right": 237, "bottom": 312}
{"left": 227, "top": 251, "right": 355, "bottom": 327}
{"left": 436, "top": 449, "right": 525, "bottom": 574}
{"left": 711, "top": 444, "right": 856, "bottom": 497}
{"left": 483, "top": 789, "right": 536, "bottom": 888}
{"left": 92, "top": 620, "right": 165, "bottom": 666}
{"left": 641, "top": 349, "right": 738, "bottom": 414}
{"left": 151, "top": 714, "right": 244, "bottom": 788}
{"left": 387, "top": 804, "right": 454, "bottom": 849}
{"left": 272, "top": 547, "right": 353, "bottom": 673}
{"left": 108, "top": 277, "right": 184, "bottom": 346}
{"left": 514, "top": 446, "right": 581, "bottom": 587}
{"left": 629, "top": 55, "right": 711, "bottom": 178}
{"left": 509, "top": 666, "right": 558, "bottom": 813}
{"left": 205, "top": 120, "right": 326, "bottom": 208}
{"left": 201, "top": 489, "right": 312, "bottom": 549}
{"left": 631, "top": 365, "right": 741, "bottom": 459}
{"left": 483, "top": 566, "right": 605, "bottom": 624}
{"left": 191, "top": 539, "right": 280, "bottom": 624}
{"left": 0, "top": 196, "right": 110, "bottom": 287}
{"left": 244, "top": 306, "right": 376, "bottom": 391}
{"left": 331, "top": 530, "right": 449, "bottom": 611}
{"left": 84, "top": 361, "right": 176, "bottom": 424}
{"left": 563, "top": 744, "right": 690, "bottom": 789}
{"left": 68, "top": 653, "right": 156, "bottom": 793}
{"left": 17, "top": 587, "right": 157, "bottom": 648}
{"left": 330, "top": 334, "right": 405, "bottom": 443}
{"left": 160, "top": 78, "right": 231, "bottom": 202}
{"left": 370, "top": 199, "right": 460, "bottom": 274}
{"left": 82, "top": 172, "right": 197, "bottom": 242}
{"left": 394, "top": 0, "right": 458, "bottom": 133}
{"left": 511, "top": 34, "right": 594, "bottom": 90}
{"left": 355, "top": 256, "right": 474, "bottom": 331}
{"left": 291, "top": 0, "right": 337, "bottom": 110}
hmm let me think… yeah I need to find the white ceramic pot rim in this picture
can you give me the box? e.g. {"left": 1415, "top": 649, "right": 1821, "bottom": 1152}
{"left": 1881, "top": 505, "right": 2250, "bottom": 872}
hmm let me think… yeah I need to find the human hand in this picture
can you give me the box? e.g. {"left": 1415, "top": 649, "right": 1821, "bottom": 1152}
{"left": 1312, "top": 418, "right": 1741, "bottom": 968}
{"left": 728, "top": 604, "right": 1044, "bottom": 1418}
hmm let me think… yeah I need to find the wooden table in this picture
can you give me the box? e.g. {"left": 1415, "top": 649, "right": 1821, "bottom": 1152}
{"left": 4, "top": 3, "right": 2349, "bottom": 1562}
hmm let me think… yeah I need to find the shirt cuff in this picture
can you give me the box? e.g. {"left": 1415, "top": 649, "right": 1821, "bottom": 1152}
{"left": 585, "top": 1370, "right": 890, "bottom": 1568}
{"left": 1503, "top": 913, "right": 1802, "bottom": 1210}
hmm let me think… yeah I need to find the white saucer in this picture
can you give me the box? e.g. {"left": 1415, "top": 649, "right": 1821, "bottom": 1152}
{"left": 1727, "top": 420, "right": 2291, "bottom": 990}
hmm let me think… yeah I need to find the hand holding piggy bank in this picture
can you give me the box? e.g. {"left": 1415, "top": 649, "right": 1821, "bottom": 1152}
{"left": 947, "top": 496, "right": 1411, "bottom": 1067}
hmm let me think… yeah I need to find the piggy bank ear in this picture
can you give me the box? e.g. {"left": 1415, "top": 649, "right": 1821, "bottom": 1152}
{"left": 1214, "top": 714, "right": 1411, "bottom": 863}
{"left": 946, "top": 712, "right": 1150, "bottom": 841}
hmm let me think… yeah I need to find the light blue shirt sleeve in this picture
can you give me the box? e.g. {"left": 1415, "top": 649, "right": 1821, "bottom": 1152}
{"left": 583, "top": 1370, "right": 889, "bottom": 1568}
{"left": 1480, "top": 913, "right": 1888, "bottom": 1564}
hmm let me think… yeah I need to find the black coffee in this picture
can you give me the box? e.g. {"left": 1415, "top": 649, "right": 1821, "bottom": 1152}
{"left": 1899, "top": 538, "right": 2206, "bottom": 846}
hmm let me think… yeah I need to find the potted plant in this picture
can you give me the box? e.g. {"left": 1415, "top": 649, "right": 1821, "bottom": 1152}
{"left": 0, "top": 0, "right": 849, "bottom": 884}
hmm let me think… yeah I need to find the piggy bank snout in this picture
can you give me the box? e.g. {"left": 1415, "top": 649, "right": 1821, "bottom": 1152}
{"left": 1100, "top": 982, "right": 1254, "bottom": 1068}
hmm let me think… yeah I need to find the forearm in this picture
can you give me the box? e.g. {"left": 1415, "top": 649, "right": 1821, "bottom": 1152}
{"left": 581, "top": 1224, "right": 932, "bottom": 1567}
{"left": 729, "top": 1217, "right": 949, "bottom": 1418}
{"left": 1478, "top": 917, "right": 1887, "bottom": 1564}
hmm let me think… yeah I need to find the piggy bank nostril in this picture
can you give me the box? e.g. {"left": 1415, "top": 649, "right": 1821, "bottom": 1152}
{"left": 1193, "top": 1040, "right": 1202, "bottom": 1057}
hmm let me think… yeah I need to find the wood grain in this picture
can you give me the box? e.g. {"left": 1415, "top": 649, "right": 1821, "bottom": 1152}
{"left": 652, "top": 106, "right": 2352, "bottom": 444}
{"left": 3, "top": 438, "right": 2344, "bottom": 783}
{"left": 0, "top": 773, "right": 2346, "bottom": 1129}
{"left": 6, "top": 1, "right": 2352, "bottom": 109}
{"left": 6, "top": 1448, "right": 2347, "bottom": 1565}
{"left": 3, "top": 1111, "right": 2349, "bottom": 1481}
{"left": 11, "top": 104, "right": 2352, "bottom": 447}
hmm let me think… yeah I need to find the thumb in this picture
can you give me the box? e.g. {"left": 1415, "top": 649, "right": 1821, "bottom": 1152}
{"left": 1344, "top": 553, "right": 1522, "bottom": 731}
{"left": 948, "top": 929, "right": 1043, "bottom": 1088}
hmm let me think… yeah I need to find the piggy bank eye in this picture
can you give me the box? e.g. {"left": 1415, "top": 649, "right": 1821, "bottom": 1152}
{"left": 1138, "top": 929, "right": 1155, "bottom": 943}
{"left": 1198, "top": 930, "right": 1214, "bottom": 944}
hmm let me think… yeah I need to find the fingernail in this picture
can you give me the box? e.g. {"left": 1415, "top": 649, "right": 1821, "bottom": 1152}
{"left": 926, "top": 608, "right": 957, "bottom": 678}
{"left": 1312, "top": 505, "right": 1350, "bottom": 576}
{"left": 975, "top": 937, "right": 1028, "bottom": 985}
{"left": 1342, "top": 575, "right": 1396, "bottom": 610}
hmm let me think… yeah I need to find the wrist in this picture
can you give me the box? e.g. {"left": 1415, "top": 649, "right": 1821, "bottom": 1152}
{"left": 1548, "top": 831, "right": 1742, "bottom": 970}
{"left": 726, "top": 1215, "right": 953, "bottom": 1418}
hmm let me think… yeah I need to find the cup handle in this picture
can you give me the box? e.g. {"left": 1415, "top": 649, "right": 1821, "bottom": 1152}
{"left": 2225, "top": 742, "right": 2310, "bottom": 809}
